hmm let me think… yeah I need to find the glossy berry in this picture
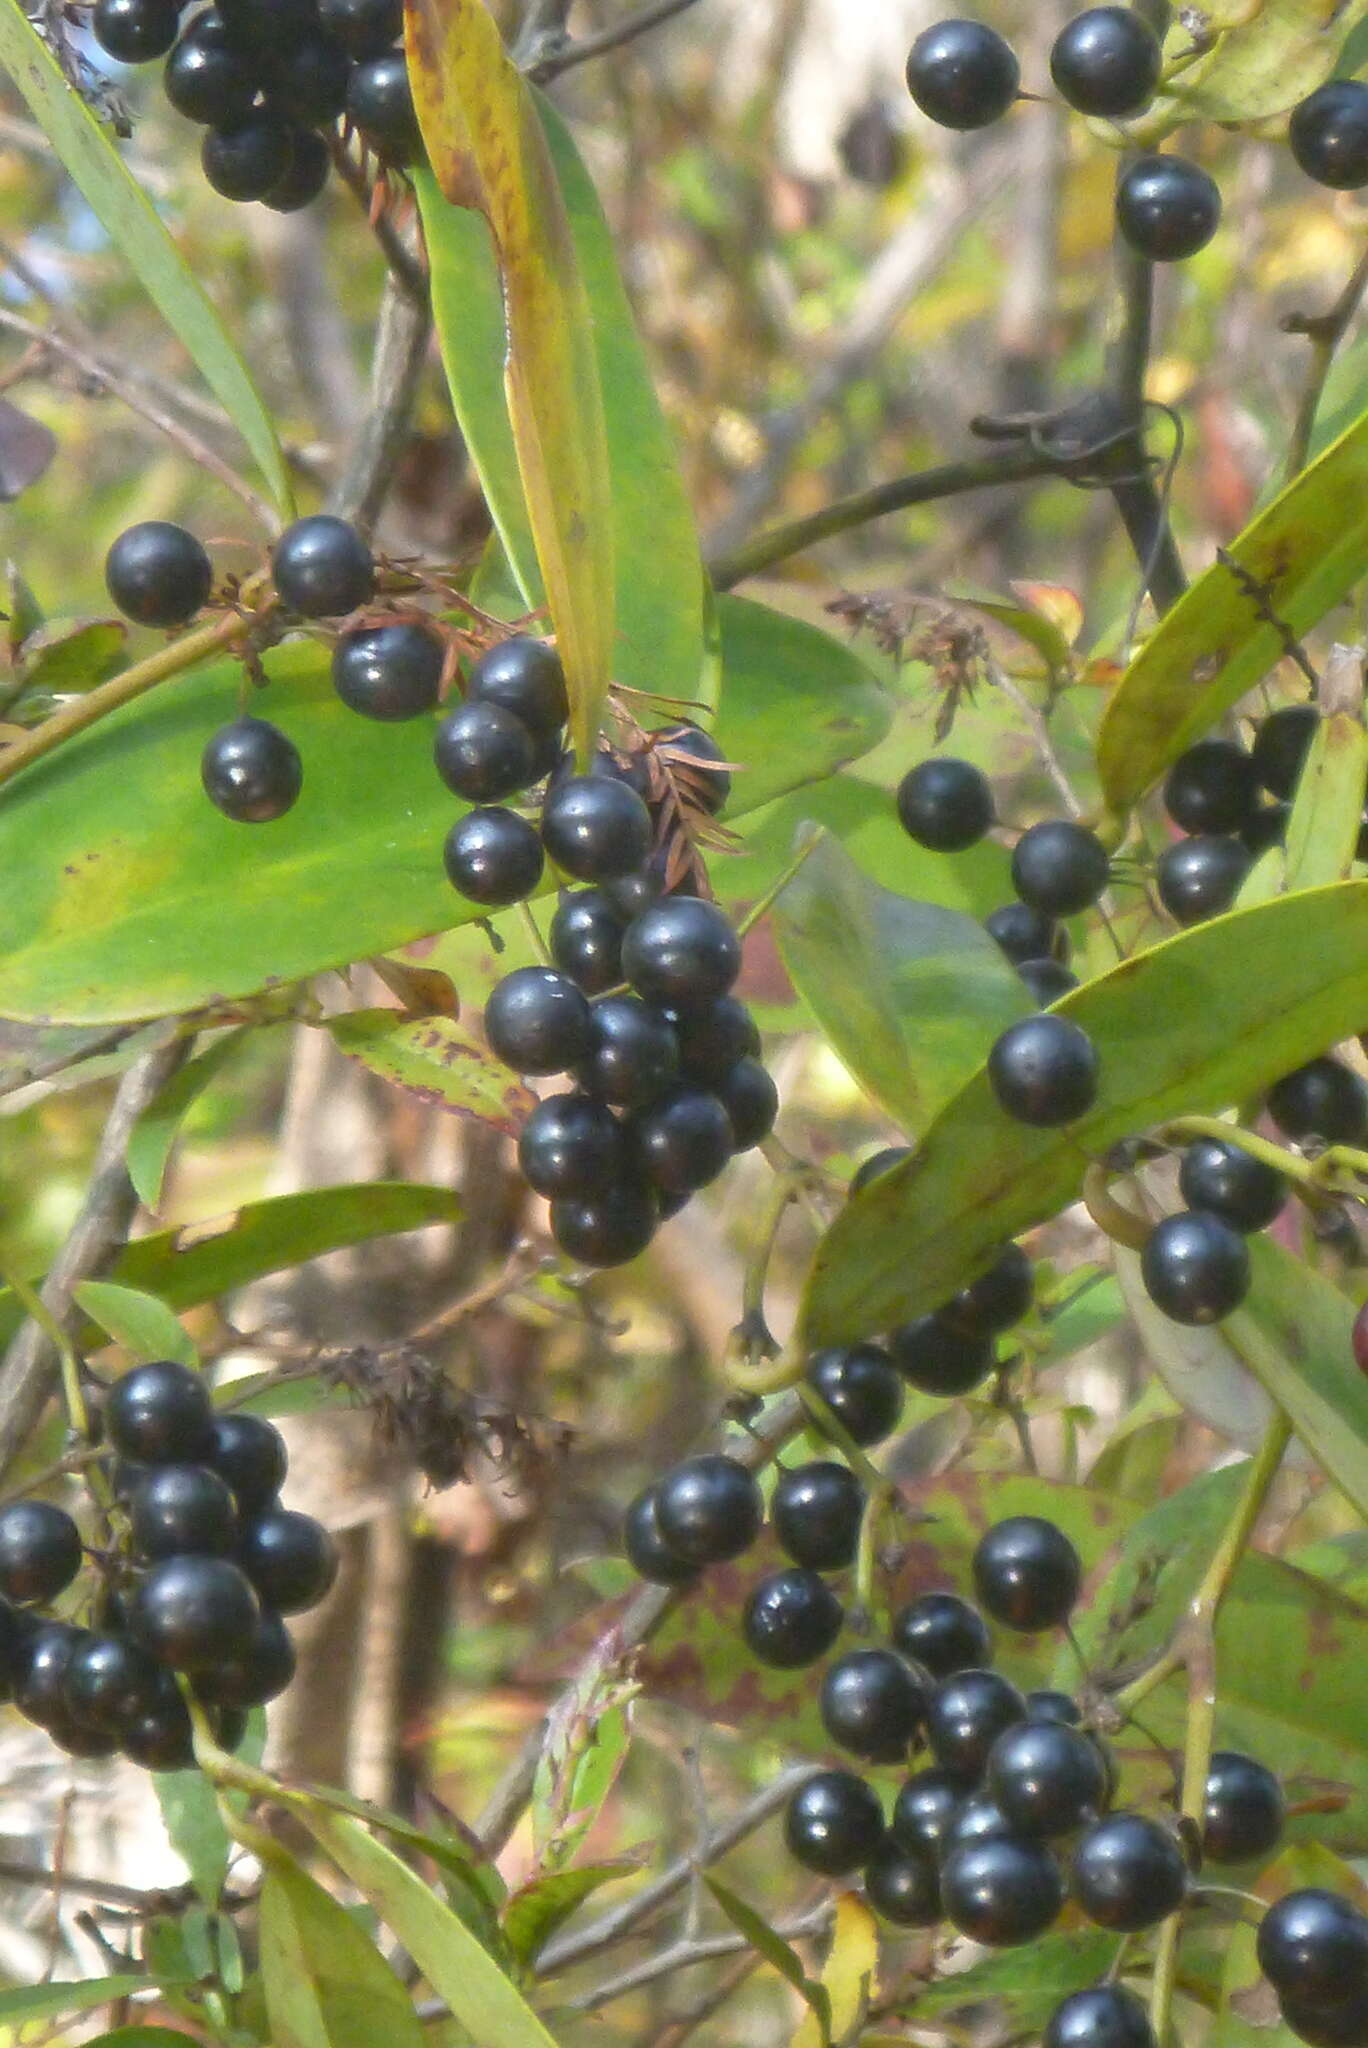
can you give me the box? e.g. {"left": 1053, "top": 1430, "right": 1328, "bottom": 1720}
{"left": 987, "top": 1014, "right": 1099, "bottom": 1126}
{"left": 654, "top": 722, "right": 732, "bottom": 815}
{"left": 264, "top": 33, "right": 350, "bottom": 125}
{"left": 941, "top": 1835, "right": 1065, "bottom": 1945}
{"left": 1164, "top": 739, "right": 1260, "bottom": 836}
{"left": 346, "top": 51, "right": 424, "bottom": 163}
{"left": 271, "top": 515, "right": 374, "bottom": 618}
{"left": 784, "top": 1770, "right": 886, "bottom": 1876}
{"left": 484, "top": 966, "right": 592, "bottom": 1076}
{"left": 193, "top": 1608, "right": 295, "bottom": 1708}
{"left": 1011, "top": 821, "right": 1110, "bottom": 917}
{"left": 121, "top": 1686, "right": 197, "bottom": 1770}
{"left": 205, "top": 1413, "right": 288, "bottom": 1517}
{"left": 944, "top": 1242, "right": 1034, "bottom": 1336}
{"left": 1243, "top": 801, "right": 1290, "bottom": 856}
{"left": 715, "top": 1058, "right": 779, "bottom": 1151}
{"left": 0, "top": 1501, "right": 82, "bottom": 1606}
{"left": 1257, "top": 1890, "right": 1368, "bottom": 2006}
{"left": 1253, "top": 704, "right": 1319, "bottom": 798}
{"left": 202, "top": 717, "right": 303, "bottom": 824}
{"left": 443, "top": 807, "right": 544, "bottom": 906}
{"left": 820, "top": 1649, "right": 928, "bottom": 1764}
{"left": 896, "top": 757, "right": 993, "bottom": 851}
{"left": 1116, "top": 155, "right": 1221, "bottom": 262}
{"left": 1156, "top": 834, "right": 1250, "bottom": 925}
{"left": 94, "top": 0, "right": 181, "bottom": 63}
{"left": 1019, "top": 956, "right": 1079, "bottom": 1006}
{"left": 1072, "top": 1813, "right": 1188, "bottom": 1930}
{"left": 891, "top": 1591, "right": 992, "bottom": 1679}
{"left": 542, "top": 776, "right": 653, "bottom": 884}
{"left": 106, "top": 1360, "right": 214, "bottom": 1465}
{"left": 239, "top": 1508, "right": 338, "bottom": 1614}
{"left": 1179, "top": 1137, "right": 1286, "bottom": 1234}
{"left": 1289, "top": 81, "right": 1368, "bottom": 190}
{"left": 973, "top": 1516, "right": 1081, "bottom": 1632}
{"left": 1141, "top": 1208, "right": 1251, "bottom": 1324}
{"left": 1028, "top": 1689, "right": 1083, "bottom": 1724}
{"left": 1045, "top": 1985, "right": 1159, "bottom": 2048}
{"left": 550, "top": 890, "right": 627, "bottom": 994}
{"left": 672, "top": 996, "right": 760, "bottom": 1083}
{"left": 1050, "top": 7, "right": 1161, "bottom": 116}
{"left": 264, "top": 130, "right": 330, "bottom": 214}
{"left": 575, "top": 997, "right": 679, "bottom": 1107}
{"left": 519, "top": 1092, "right": 625, "bottom": 1200}
{"left": 218, "top": 0, "right": 317, "bottom": 36}
{"left": 772, "top": 1461, "right": 863, "bottom": 1572}
{"left": 64, "top": 1632, "right": 161, "bottom": 1733}
{"left": 622, "top": 898, "right": 742, "bottom": 1010}
{"left": 906, "top": 18, "right": 1020, "bottom": 129}
{"left": 467, "top": 636, "right": 568, "bottom": 737}
{"left": 926, "top": 1668, "right": 1025, "bottom": 1780}
{"left": 743, "top": 1567, "right": 843, "bottom": 1668}
{"left": 985, "top": 901, "right": 1065, "bottom": 966}
{"left": 551, "top": 1179, "right": 658, "bottom": 1265}
{"left": 654, "top": 1455, "right": 762, "bottom": 1566}
{"left": 865, "top": 1838, "right": 942, "bottom": 1926}
{"left": 1278, "top": 1989, "right": 1368, "bottom": 2048}
{"left": 129, "top": 1555, "right": 260, "bottom": 1670}
{"left": 15, "top": 1622, "right": 82, "bottom": 1728}
{"left": 891, "top": 1766, "right": 967, "bottom": 1856}
{"left": 333, "top": 624, "right": 443, "bottom": 722}
{"left": 890, "top": 1309, "right": 994, "bottom": 1396}
{"left": 165, "top": 23, "right": 257, "bottom": 127}
{"left": 942, "top": 1795, "right": 1015, "bottom": 1853}
{"left": 106, "top": 521, "right": 212, "bottom": 628}
{"left": 320, "top": 0, "right": 403, "bottom": 57}
{"left": 1268, "top": 1058, "right": 1368, "bottom": 1145}
{"left": 630, "top": 1084, "right": 733, "bottom": 1195}
{"left": 202, "top": 115, "right": 296, "bottom": 202}
{"left": 1202, "top": 1750, "right": 1285, "bottom": 1863}
{"left": 806, "top": 1344, "right": 903, "bottom": 1447}
{"left": 850, "top": 1146, "right": 911, "bottom": 1195}
{"left": 623, "top": 1485, "right": 698, "bottom": 1586}
{"left": 130, "top": 1464, "right": 238, "bottom": 1561}
{"left": 986, "top": 1719, "right": 1109, "bottom": 1838}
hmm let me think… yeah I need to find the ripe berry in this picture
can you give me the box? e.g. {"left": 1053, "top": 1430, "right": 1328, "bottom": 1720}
{"left": 467, "top": 637, "right": 568, "bottom": 737}
{"left": 891, "top": 1767, "right": 966, "bottom": 1859}
{"left": 985, "top": 1720, "right": 1109, "bottom": 1837}
{"left": 93, "top": 0, "right": 182, "bottom": 64}
{"left": 264, "top": 32, "right": 350, "bottom": 125}
{"left": 1289, "top": 81, "right": 1368, "bottom": 190}
{"left": 891, "top": 1591, "right": 992, "bottom": 1678}
{"left": 784, "top": 1770, "right": 886, "bottom": 1875}
{"left": 941, "top": 1835, "right": 1065, "bottom": 1945}
{"left": 630, "top": 1084, "right": 733, "bottom": 1195}
{"left": 333, "top": 623, "right": 443, "bottom": 722}
{"left": 987, "top": 1015, "right": 1099, "bottom": 1126}
{"left": 218, "top": 0, "right": 317, "bottom": 37}
{"left": 1164, "top": 739, "right": 1260, "bottom": 836}
{"left": 622, "top": 898, "right": 742, "bottom": 1010}
{"left": 202, "top": 717, "right": 303, "bottom": 823}
{"left": 896, "top": 757, "right": 994, "bottom": 851}
{"left": 203, "top": 115, "right": 296, "bottom": 202}
{"left": 130, "top": 1465, "right": 238, "bottom": 1561}
{"left": 239, "top": 1508, "right": 338, "bottom": 1614}
{"left": 941, "top": 1795, "right": 1015, "bottom": 1853}
{"left": 973, "top": 1516, "right": 1081, "bottom": 1631}
{"left": 806, "top": 1344, "right": 903, "bottom": 1447}
{"left": 906, "top": 19, "right": 1020, "bottom": 129}
{"left": 889, "top": 1309, "right": 994, "bottom": 1396}
{"left": 193, "top": 1608, "right": 295, "bottom": 1707}
{"left": 320, "top": 0, "right": 403, "bottom": 59}
{"left": 551, "top": 1179, "right": 658, "bottom": 1265}
{"left": 772, "top": 1461, "right": 864, "bottom": 1572}
{"left": 743, "top": 1567, "right": 843, "bottom": 1668}
{"left": 850, "top": 1146, "right": 911, "bottom": 1194}
{"left": 106, "top": 1360, "right": 214, "bottom": 1465}
{"left": 1268, "top": 1058, "right": 1368, "bottom": 1145}
{"left": 542, "top": 776, "right": 653, "bottom": 884}
{"left": 1045, "top": 1985, "right": 1159, "bottom": 2048}
{"left": 944, "top": 1242, "right": 1034, "bottom": 1335}
{"left": 15, "top": 1621, "right": 83, "bottom": 1729}
{"left": 575, "top": 997, "right": 680, "bottom": 1107}
{"left": 443, "top": 808, "right": 544, "bottom": 906}
{"left": 519, "top": 1092, "right": 625, "bottom": 1200}
{"left": 1179, "top": 1137, "right": 1286, "bottom": 1234}
{"left": 1243, "top": 802, "right": 1290, "bottom": 856}
{"left": 1049, "top": 7, "right": 1161, "bottom": 116}
{"left": 346, "top": 51, "right": 424, "bottom": 163}
{"left": 1258, "top": 1891, "right": 1368, "bottom": 2006}
{"left": 1028, "top": 1689, "right": 1083, "bottom": 1724}
{"left": 264, "top": 130, "right": 330, "bottom": 214}
{"left": 623, "top": 1484, "right": 698, "bottom": 1585}
{"left": 485, "top": 966, "right": 592, "bottom": 1076}
{"left": 165, "top": 20, "right": 258, "bottom": 127}
{"left": 1156, "top": 835, "right": 1250, "bottom": 924}
{"left": 865, "top": 1838, "right": 942, "bottom": 1925}
{"left": 1279, "top": 1988, "right": 1368, "bottom": 2048}
{"left": 129, "top": 1555, "right": 260, "bottom": 1670}
{"left": 985, "top": 902, "right": 1065, "bottom": 965}
{"left": 1116, "top": 155, "right": 1221, "bottom": 262}
{"left": 105, "top": 521, "right": 212, "bottom": 628}
{"left": 1141, "top": 1209, "right": 1251, "bottom": 1324}
{"left": 205, "top": 1413, "right": 288, "bottom": 1517}
{"left": 926, "top": 1668, "right": 1026, "bottom": 1779}
{"left": 64, "top": 1631, "right": 162, "bottom": 1732}
{"left": 1253, "top": 704, "right": 1319, "bottom": 797}
{"left": 1202, "top": 1750, "right": 1285, "bottom": 1863}
{"left": 1011, "top": 821, "right": 1110, "bottom": 917}
{"left": 715, "top": 1058, "right": 779, "bottom": 1151}
{"left": 820, "top": 1649, "right": 928, "bottom": 1764}
{"left": 0, "top": 1502, "right": 82, "bottom": 1605}
{"left": 550, "top": 890, "right": 627, "bottom": 994}
{"left": 1019, "top": 957, "right": 1079, "bottom": 1006}
{"left": 671, "top": 996, "right": 760, "bottom": 1083}
{"left": 654, "top": 1455, "right": 762, "bottom": 1566}
{"left": 271, "top": 515, "right": 374, "bottom": 618}
{"left": 654, "top": 722, "right": 732, "bottom": 815}
{"left": 1071, "top": 1813, "right": 1188, "bottom": 1930}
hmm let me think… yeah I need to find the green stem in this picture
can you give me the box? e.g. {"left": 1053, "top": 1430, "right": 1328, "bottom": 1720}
{"left": 0, "top": 1259, "right": 91, "bottom": 1447}
{"left": 735, "top": 833, "right": 821, "bottom": 939}
{"left": 1082, "top": 1163, "right": 1151, "bottom": 1251}
{"left": 1159, "top": 1117, "right": 1320, "bottom": 1189}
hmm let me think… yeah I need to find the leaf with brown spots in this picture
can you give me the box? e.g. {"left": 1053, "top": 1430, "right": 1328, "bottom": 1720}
{"left": 325, "top": 1009, "right": 535, "bottom": 1135}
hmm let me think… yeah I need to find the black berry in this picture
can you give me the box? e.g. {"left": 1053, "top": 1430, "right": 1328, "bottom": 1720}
{"left": 941, "top": 1835, "right": 1065, "bottom": 1945}
{"left": 93, "top": 0, "right": 181, "bottom": 64}
{"left": 714, "top": 1058, "right": 779, "bottom": 1151}
{"left": 264, "top": 130, "right": 330, "bottom": 213}
{"left": 985, "top": 901, "right": 1065, "bottom": 965}
{"left": 1163, "top": 739, "right": 1259, "bottom": 836}
{"left": 621, "top": 898, "right": 742, "bottom": 1010}
{"left": 629, "top": 1084, "right": 733, "bottom": 1195}
{"left": 443, "top": 807, "right": 544, "bottom": 906}
{"left": 64, "top": 1631, "right": 161, "bottom": 1733}
{"left": 206, "top": 1413, "right": 288, "bottom": 1517}
{"left": 15, "top": 1621, "right": 83, "bottom": 1729}
{"left": 941, "top": 1795, "right": 1015, "bottom": 1854}
{"left": 1027, "top": 1689, "right": 1083, "bottom": 1724}
{"left": 550, "top": 1179, "right": 658, "bottom": 1265}
{"left": 203, "top": 114, "right": 296, "bottom": 202}
{"left": 772, "top": 1461, "right": 864, "bottom": 1572}
{"left": 784, "top": 1770, "right": 885, "bottom": 1875}
{"left": 864, "top": 1838, "right": 942, "bottom": 1926}
{"left": 926, "top": 1668, "right": 1026, "bottom": 1779}
{"left": 333, "top": 623, "right": 443, "bottom": 722}
{"left": 263, "top": 31, "right": 350, "bottom": 125}
{"left": 1045, "top": 1986, "right": 1159, "bottom": 2048}
{"left": 1179, "top": 1137, "right": 1286, "bottom": 1233}
{"left": 988, "top": 1014, "right": 1099, "bottom": 1125}
{"left": 896, "top": 757, "right": 994, "bottom": 851}
{"left": 743, "top": 1567, "right": 843, "bottom": 1668}
{"left": 541, "top": 776, "right": 653, "bottom": 884}
{"left": 466, "top": 636, "right": 568, "bottom": 737}
{"left": 106, "top": 1360, "right": 214, "bottom": 1465}
{"left": 1019, "top": 957, "right": 1079, "bottom": 1006}
{"left": 889, "top": 1309, "right": 994, "bottom": 1396}
{"left": 1203, "top": 1750, "right": 1285, "bottom": 1863}
{"left": 485, "top": 966, "right": 592, "bottom": 1076}
{"left": 654, "top": 722, "right": 732, "bottom": 815}
{"left": 130, "top": 1464, "right": 239, "bottom": 1561}
{"left": 519, "top": 1091, "right": 626, "bottom": 1200}
{"left": 1116, "top": 154, "right": 1221, "bottom": 262}
{"left": 1049, "top": 7, "right": 1161, "bottom": 116}
{"left": 1258, "top": 1890, "right": 1368, "bottom": 2006}
{"left": 1289, "top": 81, "right": 1368, "bottom": 190}
{"left": 346, "top": 51, "right": 424, "bottom": 163}
{"left": 1243, "top": 801, "right": 1290, "bottom": 856}
{"left": 575, "top": 997, "right": 680, "bottom": 1107}
{"left": 319, "top": 0, "right": 402, "bottom": 59}
{"left": 106, "top": 521, "right": 212, "bottom": 628}
{"left": 623, "top": 1485, "right": 698, "bottom": 1586}
{"left": 654, "top": 1455, "right": 762, "bottom": 1565}
{"left": 906, "top": 18, "right": 1020, "bottom": 129}
{"left": 891, "top": 1766, "right": 967, "bottom": 1856}
{"left": 891, "top": 1591, "right": 992, "bottom": 1678}
{"left": 820, "top": 1648, "right": 928, "bottom": 1764}
{"left": 129, "top": 1555, "right": 260, "bottom": 1670}
{"left": 1141, "top": 1209, "right": 1251, "bottom": 1323}
{"left": 671, "top": 996, "right": 761, "bottom": 1084}
{"left": 238, "top": 1508, "right": 338, "bottom": 1614}
{"left": 1011, "top": 820, "right": 1110, "bottom": 917}
{"left": 1278, "top": 1988, "right": 1368, "bottom": 2048}
{"left": 944, "top": 1242, "right": 1034, "bottom": 1335}
{"left": 271, "top": 515, "right": 373, "bottom": 618}
{"left": 1268, "top": 1058, "right": 1368, "bottom": 1145}
{"left": 806, "top": 1344, "right": 903, "bottom": 1447}
{"left": 1072, "top": 1812, "right": 1188, "bottom": 1930}
{"left": 0, "top": 1501, "right": 82, "bottom": 1606}
{"left": 165, "top": 19, "right": 258, "bottom": 127}
{"left": 202, "top": 717, "right": 303, "bottom": 824}
{"left": 193, "top": 1608, "right": 296, "bottom": 1708}
{"left": 973, "top": 1516, "right": 1081, "bottom": 1631}
{"left": 985, "top": 1719, "right": 1109, "bottom": 1837}
{"left": 849, "top": 1146, "right": 911, "bottom": 1195}
{"left": 1156, "top": 834, "right": 1250, "bottom": 925}
{"left": 550, "top": 890, "right": 627, "bottom": 994}
{"left": 1253, "top": 704, "right": 1319, "bottom": 798}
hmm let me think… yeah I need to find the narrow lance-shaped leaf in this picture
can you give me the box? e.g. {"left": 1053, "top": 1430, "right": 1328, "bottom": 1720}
{"left": 260, "top": 1857, "right": 426, "bottom": 2048}
{"left": 324, "top": 1011, "right": 536, "bottom": 1138}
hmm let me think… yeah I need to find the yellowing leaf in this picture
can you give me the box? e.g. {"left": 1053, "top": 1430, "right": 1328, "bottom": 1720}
{"left": 792, "top": 1893, "right": 877, "bottom": 2048}
{"left": 1130, "top": 0, "right": 1368, "bottom": 134}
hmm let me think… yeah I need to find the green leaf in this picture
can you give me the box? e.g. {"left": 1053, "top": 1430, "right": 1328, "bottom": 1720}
{"left": 774, "top": 827, "right": 1030, "bottom": 1135}
{"left": 261, "top": 1857, "right": 426, "bottom": 2048}
{"left": 297, "top": 1807, "right": 562, "bottom": 2048}
{"left": 0, "top": 7, "right": 291, "bottom": 516}
{"left": 127, "top": 1029, "right": 253, "bottom": 1212}
{"left": 532, "top": 1693, "right": 632, "bottom": 1872}
{"left": 800, "top": 880, "right": 1368, "bottom": 1347}
{"left": 82, "top": 2032, "right": 201, "bottom": 2046}
{"left": 156, "top": 1765, "right": 232, "bottom": 1905}
{"left": 1096, "top": 410, "right": 1368, "bottom": 812}
{"left": 1132, "top": 0, "right": 1368, "bottom": 134}
{"left": 0, "top": 1979, "right": 158, "bottom": 2026}
{"left": 501, "top": 1864, "right": 634, "bottom": 1969}
{"left": 324, "top": 1012, "right": 536, "bottom": 1137}
{"left": 74, "top": 1279, "right": 198, "bottom": 1367}
{"left": 1283, "top": 710, "right": 1368, "bottom": 892}
{"left": 704, "top": 1877, "right": 830, "bottom": 2037}
{"left": 16, "top": 618, "right": 127, "bottom": 698}
{"left": 901, "top": 1930, "right": 1121, "bottom": 2023}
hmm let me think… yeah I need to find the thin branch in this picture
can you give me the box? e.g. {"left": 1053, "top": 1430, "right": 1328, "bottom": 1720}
{"left": 527, "top": 0, "right": 705, "bottom": 81}
{"left": 328, "top": 273, "right": 433, "bottom": 537}
{"left": 568, "top": 1908, "right": 831, "bottom": 2012}
{"left": 1282, "top": 240, "right": 1368, "bottom": 479}
{"left": 0, "top": 1024, "right": 144, "bottom": 1102}
{"left": 991, "top": 667, "right": 1085, "bottom": 819}
{"left": 326, "top": 140, "right": 429, "bottom": 304}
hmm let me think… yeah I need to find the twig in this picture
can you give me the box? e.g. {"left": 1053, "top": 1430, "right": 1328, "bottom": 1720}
{"left": 326, "top": 141, "right": 429, "bottom": 304}
{"left": 567, "top": 1907, "right": 831, "bottom": 2011}
{"left": 991, "top": 667, "right": 1085, "bottom": 819}
{"left": 0, "top": 1024, "right": 144, "bottom": 1102}
{"left": 527, "top": 0, "right": 706, "bottom": 82}
{"left": 0, "top": 1858, "right": 253, "bottom": 1917}
{"left": 328, "top": 273, "right": 432, "bottom": 536}
{"left": 1282, "top": 241, "right": 1368, "bottom": 479}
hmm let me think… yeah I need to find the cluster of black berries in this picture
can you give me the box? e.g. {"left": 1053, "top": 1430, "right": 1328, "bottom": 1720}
{"left": 0, "top": 1361, "right": 335, "bottom": 1770}
{"left": 91, "top": 0, "right": 419, "bottom": 213}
